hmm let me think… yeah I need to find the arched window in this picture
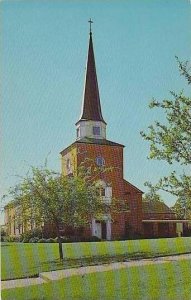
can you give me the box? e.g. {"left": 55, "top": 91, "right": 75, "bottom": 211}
{"left": 96, "top": 180, "right": 112, "bottom": 203}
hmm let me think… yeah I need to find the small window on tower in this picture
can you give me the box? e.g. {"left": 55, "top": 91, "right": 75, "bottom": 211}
{"left": 77, "top": 128, "right": 80, "bottom": 138}
{"left": 93, "top": 126, "right": 100, "bottom": 136}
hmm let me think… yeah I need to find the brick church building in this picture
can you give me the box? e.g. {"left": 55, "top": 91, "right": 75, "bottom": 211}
{"left": 5, "top": 22, "right": 189, "bottom": 239}
{"left": 59, "top": 23, "right": 180, "bottom": 240}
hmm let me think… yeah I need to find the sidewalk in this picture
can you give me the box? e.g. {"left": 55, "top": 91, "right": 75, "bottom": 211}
{"left": 2, "top": 253, "right": 191, "bottom": 290}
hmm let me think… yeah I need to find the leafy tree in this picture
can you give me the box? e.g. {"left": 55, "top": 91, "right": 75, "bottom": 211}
{"left": 141, "top": 58, "right": 191, "bottom": 218}
{"left": 143, "top": 185, "right": 163, "bottom": 203}
{"left": 176, "top": 57, "right": 191, "bottom": 85}
{"left": 172, "top": 197, "right": 191, "bottom": 220}
{"left": 5, "top": 166, "right": 115, "bottom": 260}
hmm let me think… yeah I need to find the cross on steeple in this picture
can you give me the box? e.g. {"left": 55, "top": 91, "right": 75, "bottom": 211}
{"left": 88, "top": 18, "right": 93, "bottom": 34}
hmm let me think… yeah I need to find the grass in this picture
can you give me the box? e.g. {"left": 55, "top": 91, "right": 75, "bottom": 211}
{"left": 1, "top": 237, "right": 191, "bottom": 281}
{"left": 2, "top": 260, "right": 191, "bottom": 300}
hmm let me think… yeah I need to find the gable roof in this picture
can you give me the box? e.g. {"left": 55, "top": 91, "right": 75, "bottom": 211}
{"left": 142, "top": 200, "right": 175, "bottom": 214}
{"left": 124, "top": 179, "right": 143, "bottom": 194}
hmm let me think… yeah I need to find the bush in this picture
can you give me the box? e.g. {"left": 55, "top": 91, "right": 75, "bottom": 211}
{"left": 48, "top": 238, "right": 55, "bottom": 243}
{"left": 46, "top": 238, "right": 56, "bottom": 243}
{"left": 53, "top": 235, "right": 101, "bottom": 243}
{"left": 22, "top": 238, "right": 29, "bottom": 243}
{"left": 70, "top": 235, "right": 101, "bottom": 242}
{"left": 38, "top": 238, "right": 47, "bottom": 243}
{"left": 13, "top": 236, "right": 21, "bottom": 242}
{"left": 21, "top": 228, "right": 43, "bottom": 243}
{"left": 53, "top": 236, "right": 69, "bottom": 243}
{"left": 64, "top": 236, "right": 78, "bottom": 243}
{"left": 29, "top": 237, "right": 39, "bottom": 243}
{"left": 5, "top": 236, "right": 21, "bottom": 242}
{"left": 83, "top": 236, "right": 101, "bottom": 242}
{"left": 62, "top": 235, "right": 101, "bottom": 243}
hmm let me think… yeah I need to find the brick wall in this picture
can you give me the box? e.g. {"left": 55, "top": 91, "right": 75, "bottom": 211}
{"left": 60, "top": 142, "right": 144, "bottom": 240}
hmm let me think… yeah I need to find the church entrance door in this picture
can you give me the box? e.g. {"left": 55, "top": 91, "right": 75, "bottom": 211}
{"left": 93, "top": 219, "right": 110, "bottom": 240}
{"left": 95, "top": 221, "right": 102, "bottom": 239}
{"left": 101, "top": 222, "right": 107, "bottom": 239}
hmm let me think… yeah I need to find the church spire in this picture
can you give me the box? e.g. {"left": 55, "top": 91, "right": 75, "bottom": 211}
{"left": 76, "top": 20, "right": 107, "bottom": 140}
{"left": 77, "top": 19, "right": 106, "bottom": 125}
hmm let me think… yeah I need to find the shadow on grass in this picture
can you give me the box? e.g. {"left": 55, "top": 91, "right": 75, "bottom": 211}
{"left": 1, "top": 244, "right": 12, "bottom": 247}
{"left": 4, "top": 250, "right": 191, "bottom": 281}
{"left": 3, "top": 252, "right": 151, "bottom": 280}
{"left": 39, "top": 251, "right": 152, "bottom": 270}
{"left": 38, "top": 250, "right": 191, "bottom": 272}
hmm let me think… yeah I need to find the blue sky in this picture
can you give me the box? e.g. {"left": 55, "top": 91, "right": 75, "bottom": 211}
{"left": 1, "top": 0, "right": 191, "bottom": 224}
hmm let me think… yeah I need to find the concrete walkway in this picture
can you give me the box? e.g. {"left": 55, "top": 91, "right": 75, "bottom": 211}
{"left": 1, "top": 277, "right": 45, "bottom": 290}
{"left": 2, "top": 253, "right": 191, "bottom": 290}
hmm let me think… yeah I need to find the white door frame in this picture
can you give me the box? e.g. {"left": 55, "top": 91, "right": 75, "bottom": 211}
{"left": 92, "top": 217, "right": 111, "bottom": 240}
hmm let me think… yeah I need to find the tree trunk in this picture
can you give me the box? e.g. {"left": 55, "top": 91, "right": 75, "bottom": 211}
{"left": 56, "top": 228, "right": 63, "bottom": 260}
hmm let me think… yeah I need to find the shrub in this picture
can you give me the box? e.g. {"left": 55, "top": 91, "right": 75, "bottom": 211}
{"left": 38, "top": 238, "right": 47, "bottom": 243}
{"left": 45, "top": 238, "right": 56, "bottom": 243}
{"left": 49, "top": 238, "right": 55, "bottom": 243}
{"left": 53, "top": 235, "right": 101, "bottom": 243}
{"left": 29, "top": 237, "right": 39, "bottom": 243}
{"left": 21, "top": 228, "right": 43, "bottom": 242}
{"left": 22, "top": 238, "right": 29, "bottom": 243}
{"left": 68, "top": 236, "right": 82, "bottom": 243}
{"left": 83, "top": 236, "right": 101, "bottom": 242}
{"left": 54, "top": 236, "right": 69, "bottom": 243}
{"left": 61, "top": 236, "right": 71, "bottom": 243}
{"left": 5, "top": 236, "right": 21, "bottom": 242}
{"left": 13, "top": 236, "right": 21, "bottom": 242}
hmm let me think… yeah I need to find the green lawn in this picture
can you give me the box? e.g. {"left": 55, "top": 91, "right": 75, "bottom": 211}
{"left": 2, "top": 260, "right": 191, "bottom": 300}
{"left": 2, "top": 237, "right": 191, "bottom": 281}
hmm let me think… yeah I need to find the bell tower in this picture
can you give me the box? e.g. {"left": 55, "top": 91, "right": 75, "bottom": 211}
{"left": 75, "top": 19, "right": 107, "bottom": 140}
{"left": 60, "top": 20, "right": 143, "bottom": 240}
